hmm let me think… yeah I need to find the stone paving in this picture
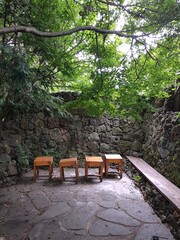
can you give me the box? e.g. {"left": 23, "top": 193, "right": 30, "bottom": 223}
{"left": 0, "top": 168, "right": 175, "bottom": 240}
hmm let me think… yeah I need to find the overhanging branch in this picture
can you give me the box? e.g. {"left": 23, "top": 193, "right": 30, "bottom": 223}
{"left": 0, "top": 25, "right": 142, "bottom": 39}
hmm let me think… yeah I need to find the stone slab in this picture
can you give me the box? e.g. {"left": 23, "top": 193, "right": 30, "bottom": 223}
{"left": 28, "top": 189, "right": 50, "bottom": 210}
{"left": 35, "top": 202, "right": 71, "bottom": 222}
{"left": 61, "top": 202, "right": 99, "bottom": 230}
{"left": 135, "top": 223, "right": 175, "bottom": 240}
{"left": 118, "top": 198, "right": 161, "bottom": 223}
{"left": 49, "top": 190, "right": 75, "bottom": 202}
{"left": 89, "top": 219, "right": 133, "bottom": 236}
{"left": 29, "top": 219, "right": 74, "bottom": 240}
{"left": 97, "top": 208, "right": 140, "bottom": 226}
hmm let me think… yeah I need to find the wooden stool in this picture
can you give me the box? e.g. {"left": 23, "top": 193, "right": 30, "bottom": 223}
{"left": 33, "top": 156, "right": 53, "bottom": 180}
{"left": 85, "top": 156, "right": 103, "bottom": 182}
{"left": 105, "top": 154, "right": 123, "bottom": 178}
{"left": 59, "top": 158, "right": 79, "bottom": 183}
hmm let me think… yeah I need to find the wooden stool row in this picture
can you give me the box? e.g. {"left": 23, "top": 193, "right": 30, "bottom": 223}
{"left": 33, "top": 154, "right": 123, "bottom": 183}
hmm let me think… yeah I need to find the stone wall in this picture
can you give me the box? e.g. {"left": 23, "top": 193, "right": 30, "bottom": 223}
{"left": 0, "top": 113, "right": 144, "bottom": 183}
{"left": 67, "top": 115, "right": 144, "bottom": 162}
{"left": 142, "top": 110, "right": 180, "bottom": 185}
{"left": 0, "top": 107, "right": 179, "bottom": 187}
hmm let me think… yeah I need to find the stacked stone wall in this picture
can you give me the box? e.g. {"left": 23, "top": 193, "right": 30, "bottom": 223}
{"left": 0, "top": 113, "right": 144, "bottom": 182}
{"left": 142, "top": 110, "right": 180, "bottom": 185}
{"left": 0, "top": 108, "right": 179, "bottom": 187}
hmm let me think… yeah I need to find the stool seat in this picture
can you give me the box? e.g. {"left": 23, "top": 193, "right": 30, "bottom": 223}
{"left": 85, "top": 156, "right": 103, "bottom": 182}
{"left": 105, "top": 154, "right": 123, "bottom": 178}
{"left": 33, "top": 156, "right": 53, "bottom": 180}
{"left": 59, "top": 158, "right": 79, "bottom": 183}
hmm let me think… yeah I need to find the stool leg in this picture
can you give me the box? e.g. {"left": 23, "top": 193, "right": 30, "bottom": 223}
{"left": 33, "top": 165, "right": 37, "bottom": 179}
{"left": 49, "top": 164, "right": 52, "bottom": 180}
{"left": 60, "top": 166, "right": 64, "bottom": 182}
{"left": 116, "top": 163, "right": 119, "bottom": 175}
{"left": 37, "top": 166, "right": 39, "bottom": 176}
{"left": 62, "top": 167, "right": 65, "bottom": 180}
{"left": 120, "top": 162, "right": 123, "bottom": 178}
{"left": 85, "top": 163, "right": 88, "bottom": 180}
{"left": 99, "top": 165, "right": 103, "bottom": 182}
{"left": 75, "top": 165, "right": 79, "bottom": 184}
{"left": 117, "top": 162, "right": 123, "bottom": 178}
{"left": 105, "top": 160, "right": 108, "bottom": 177}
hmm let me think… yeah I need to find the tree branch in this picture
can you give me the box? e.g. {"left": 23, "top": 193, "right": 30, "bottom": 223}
{"left": 0, "top": 25, "right": 142, "bottom": 39}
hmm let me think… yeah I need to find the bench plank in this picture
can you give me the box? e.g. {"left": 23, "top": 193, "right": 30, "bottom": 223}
{"left": 126, "top": 156, "right": 180, "bottom": 211}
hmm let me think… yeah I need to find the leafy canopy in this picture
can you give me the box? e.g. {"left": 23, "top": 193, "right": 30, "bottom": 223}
{"left": 0, "top": 0, "right": 179, "bottom": 119}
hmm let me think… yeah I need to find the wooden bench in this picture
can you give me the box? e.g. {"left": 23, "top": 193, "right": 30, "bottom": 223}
{"left": 126, "top": 156, "right": 180, "bottom": 212}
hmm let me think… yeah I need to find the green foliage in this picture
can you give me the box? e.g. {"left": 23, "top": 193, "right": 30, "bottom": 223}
{"left": 0, "top": 0, "right": 179, "bottom": 119}
{"left": 123, "top": 0, "right": 179, "bottom": 36}
{"left": 178, "top": 113, "right": 180, "bottom": 120}
{"left": 134, "top": 174, "right": 142, "bottom": 182}
{"left": 0, "top": 44, "right": 70, "bottom": 119}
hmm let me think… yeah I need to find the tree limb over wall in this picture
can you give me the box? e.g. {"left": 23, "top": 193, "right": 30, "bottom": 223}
{"left": 0, "top": 25, "right": 144, "bottom": 39}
